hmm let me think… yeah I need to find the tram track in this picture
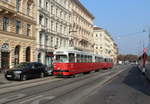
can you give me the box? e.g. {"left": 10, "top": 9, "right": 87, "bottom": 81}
{"left": 0, "top": 76, "right": 56, "bottom": 89}
{"left": 1, "top": 69, "right": 118, "bottom": 104}
{"left": 46, "top": 69, "right": 125, "bottom": 104}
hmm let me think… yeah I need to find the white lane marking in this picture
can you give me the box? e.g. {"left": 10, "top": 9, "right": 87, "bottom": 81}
{"left": 0, "top": 94, "right": 25, "bottom": 103}
{"left": 31, "top": 96, "right": 55, "bottom": 104}
{"left": 19, "top": 95, "right": 43, "bottom": 104}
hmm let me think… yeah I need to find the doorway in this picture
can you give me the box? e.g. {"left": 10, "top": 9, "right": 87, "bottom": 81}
{"left": 1, "top": 52, "right": 10, "bottom": 70}
{"left": 26, "top": 47, "right": 31, "bottom": 62}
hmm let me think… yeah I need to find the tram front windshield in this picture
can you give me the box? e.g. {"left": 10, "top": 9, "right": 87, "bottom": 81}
{"left": 55, "top": 55, "right": 68, "bottom": 63}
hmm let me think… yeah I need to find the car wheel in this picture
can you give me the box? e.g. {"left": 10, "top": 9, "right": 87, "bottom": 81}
{"left": 21, "top": 75, "right": 27, "bottom": 81}
{"left": 40, "top": 72, "right": 45, "bottom": 78}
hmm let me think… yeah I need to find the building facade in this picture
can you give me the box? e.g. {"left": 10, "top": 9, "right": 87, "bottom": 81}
{"left": 36, "top": 0, "right": 72, "bottom": 65}
{"left": 0, "top": 0, "right": 36, "bottom": 71}
{"left": 93, "top": 26, "right": 118, "bottom": 63}
{"left": 70, "top": 0, "right": 94, "bottom": 52}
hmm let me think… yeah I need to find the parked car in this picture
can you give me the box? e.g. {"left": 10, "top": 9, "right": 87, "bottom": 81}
{"left": 5, "top": 62, "right": 47, "bottom": 81}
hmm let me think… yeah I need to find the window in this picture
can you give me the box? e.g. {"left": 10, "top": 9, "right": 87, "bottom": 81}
{"left": 3, "top": 17, "right": 9, "bottom": 32}
{"left": 60, "top": 25, "right": 62, "bottom": 33}
{"left": 39, "top": 32, "right": 42, "bottom": 45}
{"left": 27, "top": 24, "right": 31, "bottom": 36}
{"left": 16, "top": 20, "right": 21, "bottom": 34}
{"left": 16, "top": 0, "right": 20, "bottom": 12}
{"left": 64, "top": 27, "right": 66, "bottom": 34}
{"left": 51, "top": 37, "right": 53, "bottom": 46}
{"left": 51, "top": 21, "right": 54, "bottom": 31}
{"left": 39, "top": 0, "right": 42, "bottom": 7}
{"left": 56, "top": 38, "right": 59, "bottom": 47}
{"left": 26, "top": 2, "right": 31, "bottom": 16}
{"left": 56, "top": 23, "right": 58, "bottom": 32}
{"left": 46, "top": 1, "right": 48, "bottom": 10}
{"left": 51, "top": 5, "right": 53, "bottom": 14}
{"left": 45, "top": 35, "right": 48, "bottom": 46}
{"left": 45, "top": 18, "right": 48, "bottom": 28}
{"left": 81, "top": 55, "right": 84, "bottom": 63}
{"left": 77, "top": 54, "right": 81, "bottom": 63}
{"left": 69, "top": 53, "right": 75, "bottom": 63}
{"left": 56, "top": 8, "right": 58, "bottom": 16}
{"left": 55, "top": 55, "right": 68, "bottom": 63}
{"left": 96, "top": 34, "right": 98, "bottom": 37}
{"left": 60, "top": 11, "right": 62, "bottom": 18}
{"left": 39, "top": 14, "right": 43, "bottom": 25}
{"left": 60, "top": 39, "right": 62, "bottom": 46}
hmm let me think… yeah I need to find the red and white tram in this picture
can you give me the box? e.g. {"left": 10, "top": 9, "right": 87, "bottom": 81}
{"left": 53, "top": 48, "right": 113, "bottom": 76}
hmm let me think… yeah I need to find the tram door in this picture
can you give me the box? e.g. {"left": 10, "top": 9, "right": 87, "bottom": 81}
{"left": 1, "top": 52, "right": 10, "bottom": 70}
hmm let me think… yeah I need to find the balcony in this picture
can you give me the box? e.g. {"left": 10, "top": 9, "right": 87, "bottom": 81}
{"left": 82, "top": 35, "right": 88, "bottom": 41}
{"left": 0, "top": 0, "right": 16, "bottom": 15}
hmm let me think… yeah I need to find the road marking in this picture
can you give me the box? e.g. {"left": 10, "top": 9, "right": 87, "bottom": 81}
{"left": 0, "top": 78, "right": 61, "bottom": 94}
{"left": 0, "top": 77, "right": 56, "bottom": 89}
{"left": 19, "top": 95, "right": 43, "bottom": 104}
{"left": 31, "top": 96, "right": 55, "bottom": 104}
{"left": 0, "top": 94, "right": 25, "bottom": 103}
{"left": 19, "top": 95, "right": 55, "bottom": 104}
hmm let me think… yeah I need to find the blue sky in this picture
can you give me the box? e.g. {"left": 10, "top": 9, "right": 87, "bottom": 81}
{"left": 80, "top": 0, "right": 150, "bottom": 55}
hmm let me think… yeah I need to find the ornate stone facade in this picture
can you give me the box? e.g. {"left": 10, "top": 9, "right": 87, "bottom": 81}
{"left": 0, "top": 0, "right": 36, "bottom": 70}
{"left": 70, "top": 0, "right": 94, "bottom": 52}
{"left": 93, "top": 26, "right": 118, "bottom": 63}
{"left": 36, "top": 0, "right": 72, "bottom": 65}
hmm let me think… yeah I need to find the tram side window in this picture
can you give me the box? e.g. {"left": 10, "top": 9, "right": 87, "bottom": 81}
{"left": 88, "top": 56, "right": 92, "bottom": 62}
{"left": 77, "top": 54, "right": 81, "bottom": 63}
{"left": 69, "top": 53, "right": 75, "bottom": 63}
{"left": 100, "top": 57, "right": 104, "bottom": 62}
{"left": 85, "top": 55, "right": 88, "bottom": 62}
{"left": 55, "top": 55, "right": 68, "bottom": 63}
{"left": 81, "top": 55, "right": 84, "bottom": 63}
{"left": 83, "top": 55, "right": 86, "bottom": 63}
{"left": 110, "top": 59, "right": 112, "bottom": 62}
{"left": 95, "top": 57, "right": 98, "bottom": 62}
{"left": 90, "top": 56, "right": 92, "bottom": 62}
{"left": 104, "top": 58, "right": 107, "bottom": 62}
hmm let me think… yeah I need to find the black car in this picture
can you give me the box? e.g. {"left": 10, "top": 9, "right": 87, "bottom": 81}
{"left": 5, "top": 62, "right": 47, "bottom": 81}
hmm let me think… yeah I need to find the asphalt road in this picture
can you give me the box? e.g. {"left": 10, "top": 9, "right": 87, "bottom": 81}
{"left": 0, "top": 65, "right": 149, "bottom": 104}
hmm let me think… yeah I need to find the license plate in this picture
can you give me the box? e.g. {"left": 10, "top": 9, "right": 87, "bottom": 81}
{"left": 7, "top": 75, "right": 12, "bottom": 77}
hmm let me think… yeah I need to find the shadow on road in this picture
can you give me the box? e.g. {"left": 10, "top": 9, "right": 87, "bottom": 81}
{"left": 123, "top": 66, "right": 150, "bottom": 96}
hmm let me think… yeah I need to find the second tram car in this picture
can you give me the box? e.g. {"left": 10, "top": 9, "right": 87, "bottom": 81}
{"left": 53, "top": 48, "right": 113, "bottom": 76}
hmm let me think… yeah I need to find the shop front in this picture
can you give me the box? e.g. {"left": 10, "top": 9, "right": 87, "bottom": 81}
{"left": 0, "top": 40, "right": 35, "bottom": 72}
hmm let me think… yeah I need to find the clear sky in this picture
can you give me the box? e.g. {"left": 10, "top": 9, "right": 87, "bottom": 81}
{"left": 80, "top": 0, "right": 150, "bottom": 55}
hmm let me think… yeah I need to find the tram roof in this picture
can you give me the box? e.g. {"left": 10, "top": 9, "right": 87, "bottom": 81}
{"left": 54, "top": 48, "right": 104, "bottom": 57}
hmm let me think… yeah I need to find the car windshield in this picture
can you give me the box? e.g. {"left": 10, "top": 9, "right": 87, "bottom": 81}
{"left": 14, "top": 63, "right": 30, "bottom": 69}
{"left": 54, "top": 55, "right": 68, "bottom": 63}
